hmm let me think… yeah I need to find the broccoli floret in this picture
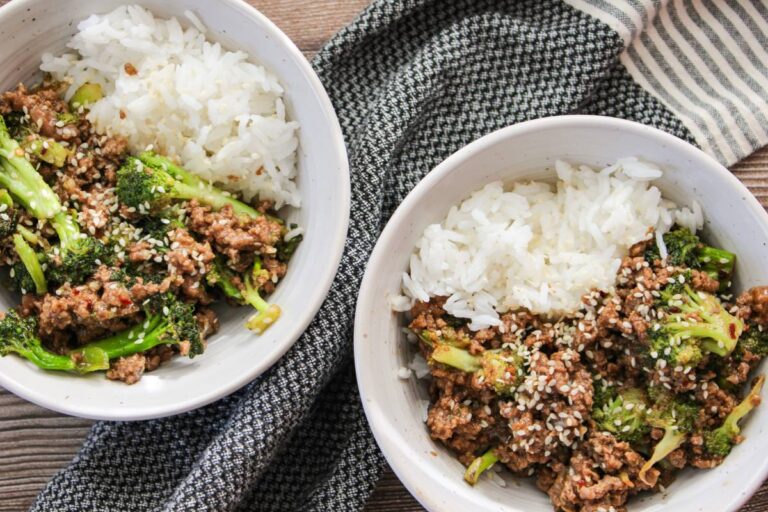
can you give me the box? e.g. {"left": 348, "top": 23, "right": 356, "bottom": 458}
{"left": 0, "top": 294, "right": 205, "bottom": 374}
{"left": 650, "top": 284, "right": 744, "bottom": 367}
{"left": 638, "top": 389, "right": 698, "bottom": 483}
{"left": 592, "top": 387, "right": 650, "bottom": 444}
{"left": 646, "top": 227, "right": 700, "bottom": 267}
{"left": 83, "top": 292, "right": 204, "bottom": 358}
{"left": 645, "top": 227, "right": 736, "bottom": 290}
{"left": 140, "top": 215, "right": 185, "bottom": 242}
{"left": 206, "top": 257, "right": 245, "bottom": 300}
{"left": 698, "top": 246, "right": 736, "bottom": 290}
{"left": 46, "top": 211, "right": 109, "bottom": 286}
{"left": 704, "top": 375, "right": 764, "bottom": 457}
{"left": 116, "top": 155, "right": 265, "bottom": 219}
{"left": 0, "top": 115, "right": 61, "bottom": 220}
{"left": 427, "top": 342, "right": 524, "bottom": 395}
{"left": 738, "top": 324, "right": 768, "bottom": 358}
{"left": 464, "top": 448, "right": 499, "bottom": 485}
{"left": 417, "top": 326, "right": 471, "bottom": 349}
{"left": 0, "top": 310, "right": 107, "bottom": 372}
{"left": 277, "top": 226, "right": 302, "bottom": 263}
{"left": 206, "top": 257, "right": 281, "bottom": 335}
{"left": 277, "top": 234, "right": 302, "bottom": 263}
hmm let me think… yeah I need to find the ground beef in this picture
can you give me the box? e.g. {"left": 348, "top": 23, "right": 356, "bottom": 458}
{"left": 144, "top": 345, "right": 175, "bottom": 372}
{"left": 0, "top": 83, "right": 69, "bottom": 139}
{"left": 165, "top": 228, "right": 215, "bottom": 304}
{"left": 187, "top": 200, "right": 284, "bottom": 272}
{"left": 544, "top": 432, "right": 657, "bottom": 512}
{"left": 106, "top": 353, "right": 146, "bottom": 385}
{"left": 196, "top": 308, "right": 219, "bottom": 339}
{"left": 737, "top": 286, "right": 768, "bottom": 324}
{"left": 32, "top": 266, "right": 141, "bottom": 344}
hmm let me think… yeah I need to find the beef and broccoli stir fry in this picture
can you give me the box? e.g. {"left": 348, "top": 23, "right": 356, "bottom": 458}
{"left": 409, "top": 227, "right": 766, "bottom": 511}
{"left": 0, "top": 80, "right": 300, "bottom": 384}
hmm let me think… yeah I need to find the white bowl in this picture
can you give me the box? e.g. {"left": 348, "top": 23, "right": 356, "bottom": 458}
{"left": 0, "top": 0, "right": 349, "bottom": 420}
{"left": 355, "top": 116, "right": 768, "bottom": 512}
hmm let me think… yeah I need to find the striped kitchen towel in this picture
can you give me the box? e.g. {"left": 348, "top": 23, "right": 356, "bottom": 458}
{"left": 32, "top": 1, "right": 768, "bottom": 511}
{"left": 566, "top": 0, "right": 768, "bottom": 165}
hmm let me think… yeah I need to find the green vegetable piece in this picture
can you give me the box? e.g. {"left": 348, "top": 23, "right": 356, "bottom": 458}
{"left": 593, "top": 388, "right": 650, "bottom": 443}
{"left": 12, "top": 234, "right": 46, "bottom": 294}
{"left": 738, "top": 324, "right": 768, "bottom": 358}
{"left": 638, "top": 389, "right": 698, "bottom": 483}
{"left": 46, "top": 211, "right": 109, "bottom": 287}
{"left": 431, "top": 344, "right": 482, "bottom": 373}
{"left": 464, "top": 449, "right": 499, "bottom": 485}
{"left": 70, "top": 83, "right": 103, "bottom": 109}
{"left": 207, "top": 257, "right": 281, "bottom": 335}
{"left": 22, "top": 136, "right": 70, "bottom": 167}
{"left": 0, "top": 294, "right": 204, "bottom": 375}
{"left": 645, "top": 227, "right": 736, "bottom": 291}
{"left": 0, "top": 115, "right": 62, "bottom": 219}
{"left": 704, "top": 375, "right": 764, "bottom": 457}
{"left": 243, "top": 260, "right": 281, "bottom": 334}
{"left": 0, "top": 189, "right": 13, "bottom": 208}
{"left": 125, "top": 153, "right": 267, "bottom": 219}
{"left": 650, "top": 284, "right": 744, "bottom": 367}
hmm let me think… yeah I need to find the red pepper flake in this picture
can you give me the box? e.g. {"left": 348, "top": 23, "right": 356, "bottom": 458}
{"left": 118, "top": 296, "right": 133, "bottom": 306}
{"left": 124, "top": 63, "right": 138, "bottom": 76}
{"left": 729, "top": 323, "right": 737, "bottom": 339}
{"left": 119, "top": 110, "right": 126, "bottom": 120}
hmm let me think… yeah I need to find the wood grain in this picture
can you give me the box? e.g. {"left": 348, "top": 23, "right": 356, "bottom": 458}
{"left": 0, "top": 0, "right": 765, "bottom": 511}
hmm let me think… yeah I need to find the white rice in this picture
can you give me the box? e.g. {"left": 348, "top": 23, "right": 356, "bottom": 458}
{"left": 40, "top": 5, "right": 300, "bottom": 208}
{"left": 394, "top": 158, "right": 703, "bottom": 330}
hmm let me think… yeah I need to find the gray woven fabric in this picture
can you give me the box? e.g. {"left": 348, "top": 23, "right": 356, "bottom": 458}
{"left": 31, "top": 1, "right": 693, "bottom": 510}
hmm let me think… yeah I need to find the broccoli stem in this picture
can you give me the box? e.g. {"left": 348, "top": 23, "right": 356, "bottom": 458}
{"left": 464, "top": 449, "right": 499, "bottom": 485}
{"left": 50, "top": 211, "right": 80, "bottom": 252}
{"left": 638, "top": 426, "right": 686, "bottom": 484}
{"left": 16, "top": 225, "right": 40, "bottom": 245}
{"left": 431, "top": 344, "right": 481, "bottom": 372}
{"left": 12, "top": 234, "right": 46, "bottom": 294}
{"left": 726, "top": 375, "right": 765, "bottom": 428}
{"left": 0, "top": 189, "right": 13, "bottom": 208}
{"left": 18, "top": 341, "right": 78, "bottom": 371}
{"left": 70, "top": 316, "right": 167, "bottom": 360}
{"left": 0, "top": 116, "right": 61, "bottom": 219}
{"left": 705, "top": 375, "right": 765, "bottom": 456}
{"left": 242, "top": 266, "right": 281, "bottom": 334}
{"left": 139, "top": 152, "right": 263, "bottom": 219}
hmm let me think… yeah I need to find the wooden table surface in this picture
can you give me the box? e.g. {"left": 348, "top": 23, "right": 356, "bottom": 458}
{"left": 0, "top": 0, "right": 767, "bottom": 511}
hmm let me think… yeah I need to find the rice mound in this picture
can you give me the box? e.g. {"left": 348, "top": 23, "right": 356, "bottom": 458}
{"left": 41, "top": 5, "right": 300, "bottom": 208}
{"left": 394, "top": 158, "right": 703, "bottom": 330}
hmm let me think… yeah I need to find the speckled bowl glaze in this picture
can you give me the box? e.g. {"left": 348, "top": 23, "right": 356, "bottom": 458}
{"left": 0, "top": 0, "right": 349, "bottom": 420}
{"left": 355, "top": 115, "right": 768, "bottom": 512}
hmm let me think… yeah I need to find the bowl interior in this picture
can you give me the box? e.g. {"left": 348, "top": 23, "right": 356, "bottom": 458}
{"left": 0, "top": 0, "right": 349, "bottom": 420}
{"left": 355, "top": 116, "right": 768, "bottom": 512}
